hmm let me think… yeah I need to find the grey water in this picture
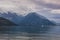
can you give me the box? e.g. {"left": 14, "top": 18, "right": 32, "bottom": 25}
{"left": 0, "top": 26, "right": 60, "bottom": 40}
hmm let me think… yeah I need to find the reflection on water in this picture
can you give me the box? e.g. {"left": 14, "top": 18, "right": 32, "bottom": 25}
{"left": 0, "top": 26, "right": 51, "bottom": 34}
{"left": 0, "top": 26, "right": 60, "bottom": 40}
{"left": 0, "top": 26, "right": 60, "bottom": 34}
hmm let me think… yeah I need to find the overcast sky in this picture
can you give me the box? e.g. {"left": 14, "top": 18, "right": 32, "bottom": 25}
{"left": 0, "top": 0, "right": 60, "bottom": 23}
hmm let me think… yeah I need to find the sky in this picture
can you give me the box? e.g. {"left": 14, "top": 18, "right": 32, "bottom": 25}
{"left": 0, "top": 0, "right": 60, "bottom": 23}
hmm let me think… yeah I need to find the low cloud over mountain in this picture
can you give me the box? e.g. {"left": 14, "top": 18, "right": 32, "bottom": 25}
{"left": 0, "top": 0, "right": 59, "bottom": 23}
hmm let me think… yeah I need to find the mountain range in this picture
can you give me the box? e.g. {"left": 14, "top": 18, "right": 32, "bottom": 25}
{"left": 20, "top": 12, "right": 55, "bottom": 26}
{"left": 0, "top": 12, "right": 24, "bottom": 24}
{"left": 0, "top": 12, "right": 56, "bottom": 26}
{"left": 0, "top": 17, "right": 17, "bottom": 26}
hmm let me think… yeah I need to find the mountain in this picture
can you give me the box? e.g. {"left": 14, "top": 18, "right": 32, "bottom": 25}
{"left": 0, "top": 12, "right": 24, "bottom": 24}
{"left": 0, "top": 17, "right": 17, "bottom": 26}
{"left": 20, "top": 12, "right": 55, "bottom": 26}
{"left": 0, "top": 12, "right": 55, "bottom": 26}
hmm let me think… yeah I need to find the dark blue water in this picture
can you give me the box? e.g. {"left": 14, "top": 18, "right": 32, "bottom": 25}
{"left": 0, "top": 26, "right": 60, "bottom": 34}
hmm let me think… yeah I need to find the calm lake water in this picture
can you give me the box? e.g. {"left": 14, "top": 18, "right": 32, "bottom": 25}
{"left": 0, "top": 26, "right": 60, "bottom": 40}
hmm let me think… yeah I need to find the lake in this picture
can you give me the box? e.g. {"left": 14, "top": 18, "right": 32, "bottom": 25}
{"left": 0, "top": 26, "right": 60, "bottom": 40}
